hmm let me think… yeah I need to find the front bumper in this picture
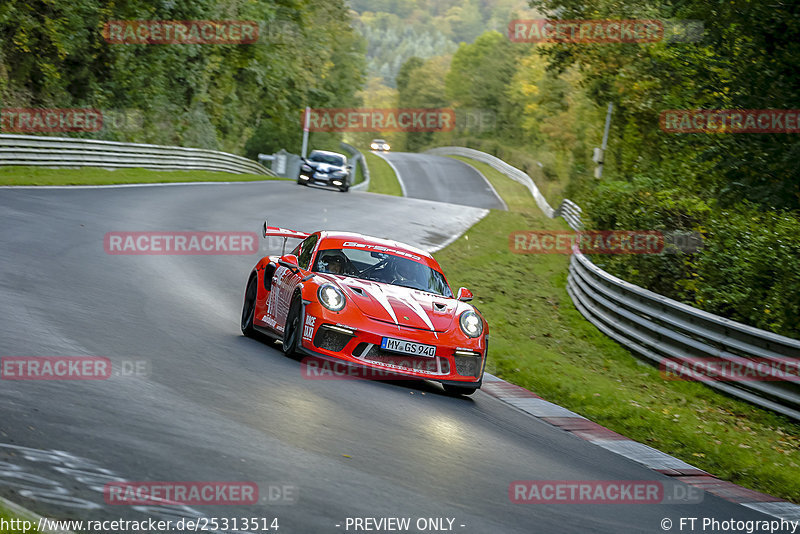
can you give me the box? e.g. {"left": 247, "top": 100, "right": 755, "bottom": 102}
{"left": 297, "top": 302, "right": 486, "bottom": 385}
{"left": 299, "top": 171, "right": 347, "bottom": 187}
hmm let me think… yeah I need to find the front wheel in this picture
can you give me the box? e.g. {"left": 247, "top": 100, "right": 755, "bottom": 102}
{"left": 282, "top": 297, "right": 302, "bottom": 356}
{"left": 241, "top": 275, "right": 257, "bottom": 337}
{"left": 442, "top": 384, "right": 478, "bottom": 396}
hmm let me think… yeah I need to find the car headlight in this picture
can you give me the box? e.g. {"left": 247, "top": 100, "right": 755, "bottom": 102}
{"left": 459, "top": 310, "right": 483, "bottom": 338}
{"left": 301, "top": 164, "right": 312, "bottom": 172}
{"left": 332, "top": 170, "right": 346, "bottom": 178}
{"left": 370, "top": 144, "right": 378, "bottom": 149}
{"left": 318, "top": 284, "right": 346, "bottom": 311}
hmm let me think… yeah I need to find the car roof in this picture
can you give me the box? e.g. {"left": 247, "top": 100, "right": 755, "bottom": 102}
{"left": 316, "top": 231, "right": 440, "bottom": 269}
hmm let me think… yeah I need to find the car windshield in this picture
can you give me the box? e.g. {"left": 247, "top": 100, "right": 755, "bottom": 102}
{"left": 313, "top": 248, "right": 452, "bottom": 297}
{"left": 309, "top": 152, "right": 344, "bottom": 166}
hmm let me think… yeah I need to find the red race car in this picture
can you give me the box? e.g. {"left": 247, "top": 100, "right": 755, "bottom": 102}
{"left": 241, "top": 223, "right": 488, "bottom": 395}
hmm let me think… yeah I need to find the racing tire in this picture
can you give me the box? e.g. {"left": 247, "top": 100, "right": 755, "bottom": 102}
{"left": 282, "top": 297, "right": 302, "bottom": 356}
{"left": 442, "top": 384, "right": 478, "bottom": 396}
{"left": 339, "top": 184, "right": 349, "bottom": 193}
{"left": 241, "top": 275, "right": 258, "bottom": 337}
{"left": 297, "top": 178, "right": 307, "bottom": 186}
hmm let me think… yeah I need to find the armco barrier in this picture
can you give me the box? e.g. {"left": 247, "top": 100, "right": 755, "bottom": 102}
{"left": 0, "top": 134, "right": 274, "bottom": 176}
{"left": 427, "top": 146, "right": 800, "bottom": 421}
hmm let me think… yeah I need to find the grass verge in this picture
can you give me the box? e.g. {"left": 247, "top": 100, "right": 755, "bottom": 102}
{"left": 363, "top": 152, "right": 402, "bottom": 196}
{"left": 0, "top": 501, "right": 40, "bottom": 533}
{"left": 0, "top": 166, "right": 281, "bottom": 186}
{"left": 435, "top": 156, "right": 800, "bottom": 503}
{"left": 352, "top": 158, "right": 366, "bottom": 186}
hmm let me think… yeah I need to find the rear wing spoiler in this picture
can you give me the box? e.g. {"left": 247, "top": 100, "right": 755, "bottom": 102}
{"left": 262, "top": 221, "right": 310, "bottom": 254}
{"left": 262, "top": 224, "right": 310, "bottom": 240}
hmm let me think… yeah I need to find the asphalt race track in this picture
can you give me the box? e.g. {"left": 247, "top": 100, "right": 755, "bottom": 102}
{"left": 374, "top": 151, "right": 506, "bottom": 210}
{"left": 0, "top": 167, "right": 782, "bottom": 533}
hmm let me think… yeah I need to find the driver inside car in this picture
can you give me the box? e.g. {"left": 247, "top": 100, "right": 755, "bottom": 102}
{"left": 317, "top": 251, "right": 347, "bottom": 275}
{"left": 389, "top": 257, "right": 419, "bottom": 285}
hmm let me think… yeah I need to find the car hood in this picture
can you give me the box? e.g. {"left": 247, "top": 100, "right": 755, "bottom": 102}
{"left": 309, "top": 162, "right": 343, "bottom": 173}
{"left": 320, "top": 275, "right": 458, "bottom": 332}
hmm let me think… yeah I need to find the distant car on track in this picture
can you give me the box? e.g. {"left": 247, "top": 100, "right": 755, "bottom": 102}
{"left": 241, "top": 224, "right": 488, "bottom": 395}
{"left": 370, "top": 139, "right": 390, "bottom": 151}
{"left": 298, "top": 150, "right": 352, "bottom": 192}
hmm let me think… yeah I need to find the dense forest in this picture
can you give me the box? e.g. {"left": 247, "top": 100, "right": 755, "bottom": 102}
{"left": 0, "top": 0, "right": 365, "bottom": 156}
{"left": 350, "top": 0, "right": 534, "bottom": 86}
{"left": 391, "top": 0, "right": 800, "bottom": 338}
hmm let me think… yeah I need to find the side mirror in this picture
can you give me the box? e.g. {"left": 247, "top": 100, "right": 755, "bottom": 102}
{"left": 262, "top": 220, "right": 269, "bottom": 238}
{"left": 278, "top": 254, "right": 300, "bottom": 271}
{"left": 456, "top": 287, "right": 473, "bottom": 302}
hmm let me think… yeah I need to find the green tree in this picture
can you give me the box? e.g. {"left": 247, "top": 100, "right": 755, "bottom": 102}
{"left": 396, "top": 55, "right": 451, "bottom": 150}
{"left": 0, "top": 0, "right": 366, "bottom": 156}
{"left": 445, "top": 30, "right": 523, "bottom": 139}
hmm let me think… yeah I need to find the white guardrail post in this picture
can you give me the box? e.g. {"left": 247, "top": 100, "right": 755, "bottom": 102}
{"left": 0, "top": 134, "right": 275, "bottom": 176}
{"left": 426, "top": 146, "right": 800, "bottom": 421}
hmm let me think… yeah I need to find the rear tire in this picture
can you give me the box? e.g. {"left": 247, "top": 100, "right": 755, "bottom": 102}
{"left": 442, "top": 384, "right": 478, "bottom": 396}
{"left": 282, "top": 297, "right": 302, "bottom": 355}
{"left": 241, "top": 275, "right": 257, "bottom": 337}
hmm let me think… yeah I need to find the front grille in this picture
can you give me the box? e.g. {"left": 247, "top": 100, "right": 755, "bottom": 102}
{"left": 313, "top": 327, "right": 352, "bottom": 352}
{"left": 454, "top": 354, "right": 481, "bottom": 378}
{"left": 353, "top": 343, "right": 448, "bottom": 375}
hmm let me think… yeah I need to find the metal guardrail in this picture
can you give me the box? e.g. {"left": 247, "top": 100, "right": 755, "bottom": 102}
{"left": 427, "top": 146, "right": 800, "bottom": 421}
{"left": 557, "top": 199, "right": 584, "bottom": 232}
{"left": 340, "top": 142, "right": 370, "bottom": 191}
{"left": 0, "top": 134, "right": 274, "bottom": 176}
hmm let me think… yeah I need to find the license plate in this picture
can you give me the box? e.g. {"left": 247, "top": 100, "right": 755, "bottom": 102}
{"left": 380, "top": 337, "right": 436, "bottom": 357}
